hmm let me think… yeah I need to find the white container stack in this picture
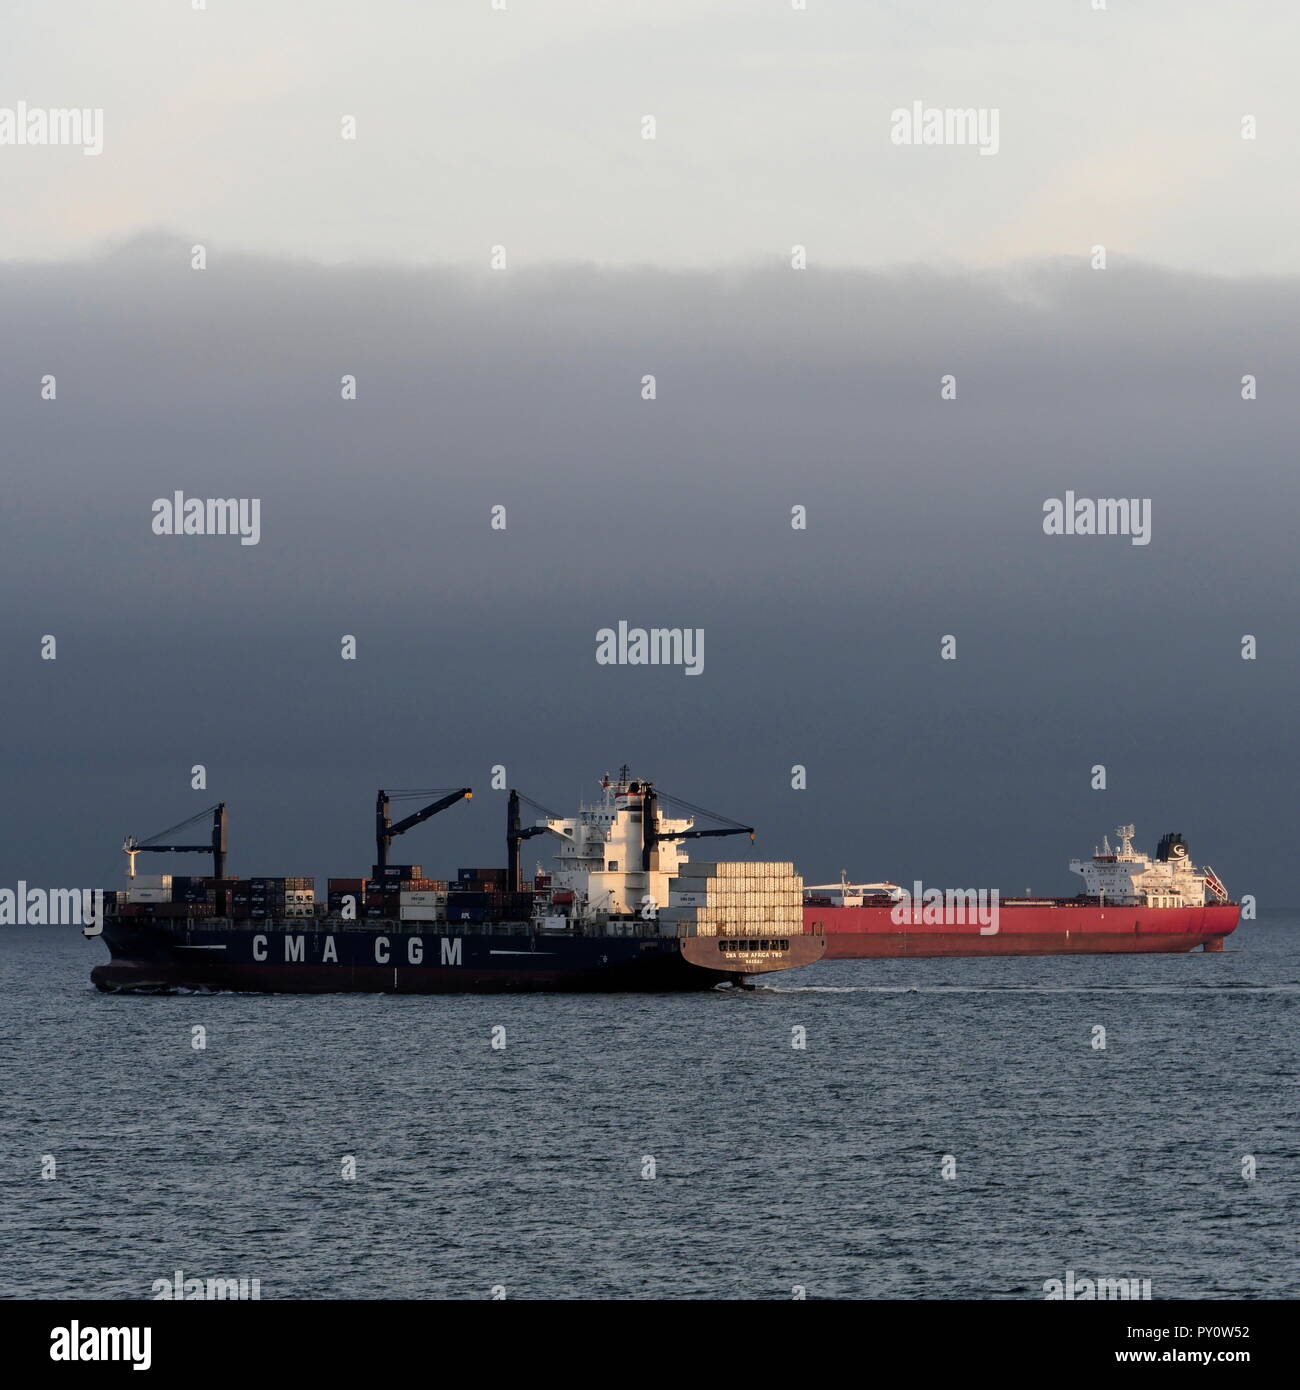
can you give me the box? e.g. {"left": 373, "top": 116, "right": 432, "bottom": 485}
{"left": 675, "top": 861, "right": 795, "bottom": 879}
{"left": 127, "top": 874, "right": 172, "bottom": 903}
{"left": 399, "top": 890, "right": 447, "bottom": 922}
{"left": 127, "top": 885, "right": 171, "bottom": 904}
{"left": 659, "top": 862, "right": 804, "bottom": 937}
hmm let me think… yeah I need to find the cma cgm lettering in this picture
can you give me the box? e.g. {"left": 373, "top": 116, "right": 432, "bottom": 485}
{"left": 249, "top": 931, "right": 463, "bottom": 965}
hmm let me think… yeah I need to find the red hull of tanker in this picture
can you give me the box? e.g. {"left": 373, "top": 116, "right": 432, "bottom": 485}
{"left": 803, "top": 902, "right": 1241, "bottom": 958}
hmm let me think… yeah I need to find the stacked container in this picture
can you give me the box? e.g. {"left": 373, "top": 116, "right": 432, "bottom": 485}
{"left": 441, "top": 888, "right": 534, "bottom": 923}
{"left": 363, "top": 885, "right": 402, "bottom": 919}
{"left": 327, "top": 877, "right": 364, "bottom": 915}
{"left": 398, "top": 889, "right": 445, "bottom": 921}
{"left": 117, "top": 874, "right": 225, "bottom": 918}
{"left": 127, "top": 874, "right": 171, "bottom": 905}
{"left": 230, "top": 876, "right": 315, "bottom": 920}
{"left": 658, "top": 862, "right": 804, "bottom": 937}
{"left": 370, "top": 864, "right": 422, "bottom": 882}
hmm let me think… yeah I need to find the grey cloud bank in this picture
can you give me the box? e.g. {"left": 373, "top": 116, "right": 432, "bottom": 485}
{"left": 1, "top": 240, "right": 1294, "bottom": 901}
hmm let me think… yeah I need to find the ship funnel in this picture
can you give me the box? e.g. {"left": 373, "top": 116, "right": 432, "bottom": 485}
{"left": 1156, "top": 832, "right": 1189, "bottom": 862}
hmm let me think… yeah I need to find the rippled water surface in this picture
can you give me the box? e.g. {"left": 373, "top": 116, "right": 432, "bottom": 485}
{"left": 1, "top": 920, "right": 1295, "bottom": 1299}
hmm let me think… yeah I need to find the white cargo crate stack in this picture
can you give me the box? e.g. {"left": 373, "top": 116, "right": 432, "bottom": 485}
{"left": 659, "top": 861, "right": 804, "bottom": 937}
{"left": 127, "top": 874, "right": 172, "bottom": 904}
{"left": 399, "top": 890, "right": 447, "bottom": 922}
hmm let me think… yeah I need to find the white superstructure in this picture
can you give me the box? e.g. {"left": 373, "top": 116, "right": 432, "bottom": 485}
{"left": 538, "top": 769, "right": 697, "bottom": 917}
{"left": 1069, "top": 826, "right": 1229, "bottom": 907}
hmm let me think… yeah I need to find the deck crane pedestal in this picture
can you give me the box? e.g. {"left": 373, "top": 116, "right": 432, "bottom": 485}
{"left": 507, "top": 789, "right": 566, "bottom": 891}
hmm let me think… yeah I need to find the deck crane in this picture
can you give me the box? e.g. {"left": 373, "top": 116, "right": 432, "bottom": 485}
{"left": 375, "top": 787, "right": 473, "bottom": 870}
{"left": 639, "top": 782, "right": 754, "bottom": 871}
{"left": 122, "top": 803, "right": 228, "bottom": 880}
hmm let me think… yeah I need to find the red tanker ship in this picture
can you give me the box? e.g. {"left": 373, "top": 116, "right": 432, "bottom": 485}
{"left": 803, "top": 826, "right": 1239, "bottom": 958}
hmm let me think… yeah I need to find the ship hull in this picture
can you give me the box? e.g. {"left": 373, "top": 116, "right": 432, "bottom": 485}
{"left": 803, "top": 903, "right": 1241, "bottom": 958}
{"left": 91, "top": 919, "right": 822, "bottom": 993}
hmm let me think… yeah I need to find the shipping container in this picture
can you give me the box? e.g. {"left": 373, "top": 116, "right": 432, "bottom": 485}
{"left": 668, "top": 891, "right": 708, "bottom": 908}
{"left": 676, "top": 861, "right": 795, "bottom": 879}
{"left": 157, "top": 902, "right": 216, "bottom": 919}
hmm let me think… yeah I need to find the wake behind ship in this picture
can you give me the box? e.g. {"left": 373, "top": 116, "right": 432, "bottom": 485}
{"left": 87, "top": 771, "right": 824, "bottom": 993}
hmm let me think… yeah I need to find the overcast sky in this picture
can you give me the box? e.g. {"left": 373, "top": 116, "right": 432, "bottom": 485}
{"left": 2, "top": 0, "right": 1297, "bottom": 272}
{"left": 2, "top": 4, "right": 1295, "bottom": 903}
{"left": 1, "top": 244, "right": 1295, "bottom": 900}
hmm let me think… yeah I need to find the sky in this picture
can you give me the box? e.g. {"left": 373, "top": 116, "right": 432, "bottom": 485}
{"left": 2, "top": 3, "right": 1296, "bottom": 903}
{"left": 2, "top": 0, "right": 1298, "bottom": 272}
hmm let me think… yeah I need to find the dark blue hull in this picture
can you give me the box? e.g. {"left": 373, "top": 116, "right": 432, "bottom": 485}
{"left": 91, "top": 918, "right": 733, "bottom": 993}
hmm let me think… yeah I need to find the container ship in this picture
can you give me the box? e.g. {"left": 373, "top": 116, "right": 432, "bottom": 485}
{"left": 802, "top": 826, "right": 1239, "bottom": 958}
{"left": 87, "top": 770, "right": 824, "bottom": 993}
